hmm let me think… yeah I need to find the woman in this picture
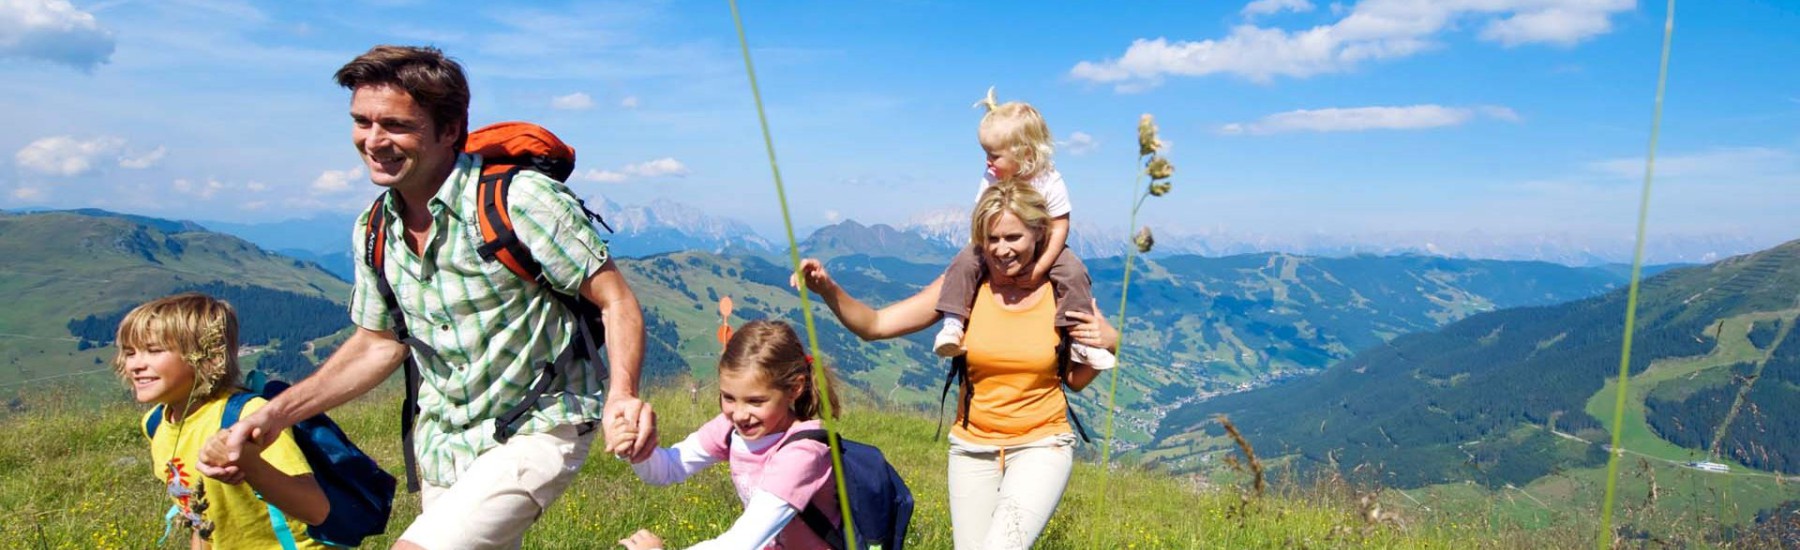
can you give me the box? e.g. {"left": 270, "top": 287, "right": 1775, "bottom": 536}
{"left": 793, "top": 183, "right": 1119, "bottom": 550}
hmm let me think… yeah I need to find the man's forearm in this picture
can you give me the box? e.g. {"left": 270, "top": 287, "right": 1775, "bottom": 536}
{"left": 261, "top": 328, "right": 406, "bottom": 429}
{"left": 603, "top": 296, "right": 645, "bottom": 399}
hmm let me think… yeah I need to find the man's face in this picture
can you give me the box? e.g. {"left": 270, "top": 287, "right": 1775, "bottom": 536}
{"left": 350, "top": 83, "right": 459, "bottom": 193}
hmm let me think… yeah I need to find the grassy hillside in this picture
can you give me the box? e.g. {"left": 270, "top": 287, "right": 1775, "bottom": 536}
{"left": 0, "top": 211, "right": 350, "bottom": 405}
{"left": 2, "top": 380, "right": 1481, "bottom": 549}
{"left": 1153, "top": 240, "right": 1800, "bottom": 536}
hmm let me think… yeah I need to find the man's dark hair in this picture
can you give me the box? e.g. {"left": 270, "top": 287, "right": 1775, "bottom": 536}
{"left": 335, "top": 45, "right": 471, "bottom": 149}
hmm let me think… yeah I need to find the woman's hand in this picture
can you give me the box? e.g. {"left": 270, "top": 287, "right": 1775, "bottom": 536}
{"left": 789, "top": 258, "right": 836, "bottom": 295}
{"left": 619, "top": 529, "right": 665, "bottom": 550}
{"left": 1064, "top": 298, "right": 1119, "bottom": 352}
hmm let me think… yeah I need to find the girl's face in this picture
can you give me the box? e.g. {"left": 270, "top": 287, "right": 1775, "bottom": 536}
{"left": 983, "top": 145, "right": 1023, "bottom": 182}
{"left": 718, "top": 370, "right": 802, "bottom": 439}
{"left": 121, "top": 340, "right": 195, "bottom": 406}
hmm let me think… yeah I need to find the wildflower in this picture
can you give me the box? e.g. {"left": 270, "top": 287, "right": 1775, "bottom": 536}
{"left": 1149, "top": 181, "right": 1172, "bottom": 197}
{"left": 1146, "top": 156, "right": 1174, "bottom": 180}
{"left": 1138, "top": 114, "right": 1162, "bottom": 156}
{"left": 1133, "top": 227, "right": 1155, "bottom": 253}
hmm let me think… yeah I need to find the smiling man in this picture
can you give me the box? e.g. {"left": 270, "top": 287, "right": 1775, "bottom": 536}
{"left": 201, "top": 45, "right": 657, "bottom": 549}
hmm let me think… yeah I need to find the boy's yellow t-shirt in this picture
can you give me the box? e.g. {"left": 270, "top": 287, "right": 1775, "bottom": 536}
{"left": 145, "top": 394, "right": 328, "bottom": 549}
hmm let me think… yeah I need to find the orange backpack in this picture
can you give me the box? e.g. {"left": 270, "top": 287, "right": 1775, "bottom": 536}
{"left": 362, "top": 121, "right": 612, "bottom": 491}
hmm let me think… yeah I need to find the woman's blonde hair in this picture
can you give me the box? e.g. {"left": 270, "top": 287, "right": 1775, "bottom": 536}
{"left": 974, "top": 87, "right": 1055, "bottom": 183}
{"left": 112, "top": 293, "right": 242, "bottom": 403}
{"left": 719, "top": 319, "right": 842, "bottom": 420}
{"left": 969, "top": 182, "right": 1052, "bottom": 252}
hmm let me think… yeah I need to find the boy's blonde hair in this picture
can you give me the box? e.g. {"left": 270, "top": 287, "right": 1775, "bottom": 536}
{"left": 112, "top": 293, "right": 242, "bottom": 402}
{"left": 974, "top": 87, "right": 1055, "bottom": 183}
{"left": 719, "top": 320, "right": 842, "bottom": 420}
{"left": 969, "top": 182, "right": 1052, "bottom": 251}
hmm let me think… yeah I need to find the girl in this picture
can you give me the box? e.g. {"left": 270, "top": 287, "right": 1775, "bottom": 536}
{"left": 933, "top": 87, "right": 1114, "bottom": 372}
{"left": 117, "top": 293, "right": 329, "bottom": 548}
{"left": 620, "top": 320, "right": 844, "bottom": 550}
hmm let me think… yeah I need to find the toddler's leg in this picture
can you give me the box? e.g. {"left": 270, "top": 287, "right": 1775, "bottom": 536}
{"left": 934, "top": 246, "right": 985, "bottom": 357}
{"left": 1047, "top": 252, "right": 1115, "bottom": 370}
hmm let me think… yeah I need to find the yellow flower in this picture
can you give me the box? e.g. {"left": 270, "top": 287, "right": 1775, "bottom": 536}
{"left": 1138, "top": 114, "right": 1163, "bottom": 156}
{"left": 1133, "top": 227, "right": 1156, "bottom": 253}
{"left": 1146, "top": 156, "right": 1174, "bottom": 180}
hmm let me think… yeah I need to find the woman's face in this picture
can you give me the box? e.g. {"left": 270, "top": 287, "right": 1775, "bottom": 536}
{"left": 981, "top": 210, "right": 1040, "bottom": 280}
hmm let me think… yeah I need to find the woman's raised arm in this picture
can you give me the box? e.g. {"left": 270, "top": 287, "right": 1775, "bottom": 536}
{"left": 792, "top": 258, "right": 944, "bottom": 341}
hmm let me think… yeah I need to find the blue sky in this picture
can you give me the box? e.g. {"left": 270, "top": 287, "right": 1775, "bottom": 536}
{"left": 2, "top": 0, "right": 1797, "bottom": 254}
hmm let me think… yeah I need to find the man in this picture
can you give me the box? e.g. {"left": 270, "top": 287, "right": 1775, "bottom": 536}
{"left": 201, "top": 45, "right": 656, "bottom": 549}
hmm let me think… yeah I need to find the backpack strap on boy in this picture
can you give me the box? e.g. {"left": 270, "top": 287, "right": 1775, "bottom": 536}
{"left": 216, "top": 391, "right": 302, "bottom": 550}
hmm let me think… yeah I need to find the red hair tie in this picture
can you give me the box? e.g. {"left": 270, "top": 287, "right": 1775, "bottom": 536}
{"left": 803, "top": 354, "right": 814, "bottom": 366}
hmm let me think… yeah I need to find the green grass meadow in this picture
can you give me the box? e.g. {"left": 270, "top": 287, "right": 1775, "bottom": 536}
{"left": 1, "top": 377, "right": 1494, "bottom": 549}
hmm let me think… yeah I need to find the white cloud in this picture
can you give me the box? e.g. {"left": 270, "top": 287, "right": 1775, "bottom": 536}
{"left": 311, "top": 166, "right": 365, "bottom": 193}
{"left": 1242, "top": 0, "right": 1314, "bottom": 17}
{"left": 579, "top": 169, "right": 628, "bottom": 183}
{"left": 825, "top": 210, "right": 842, "bottom": 223}
{"left": 11, "top": 186, "right": 45, "bottom": 201}
{"left": 0, "top": 0, "right": 115, "bottom": 71}
{"left": 118, "top": 146, "right": 166, "bottom": 169}
{"left": 625, "top": 158, "right": 689, "bottom": 177}
{"left": 620, "top": 95, "right": 640, "bottom": 109}
{"left": 1059, "top": 131, "right": 1100, "bottom": 156}
{"left": 1588, "top": 147, "right": 1799, "bottom": 180}
{"left": 245, "top": 181, "right": 267, "bottom": 192}
{"left": 1219, "top": 104, "right": 1517, "bottom": 135}
{"left": 172, "top": 177, "right": 228, "bottom": 199}
{"left": 15, "top": 135, "right": 122, "bottom": 176}
{"left": 1072, "top": 0, "right": 1634, "bottom": 89}
{"left": 551, "top": 92, "right": 595, "bottom": 110}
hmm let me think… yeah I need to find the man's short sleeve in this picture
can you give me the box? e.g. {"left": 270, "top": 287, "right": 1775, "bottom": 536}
{"left": 504, "top": 172, "right": 611, "bottom": 295}
{"left": 347, "top": 206, "right": 392, "bottom": 332}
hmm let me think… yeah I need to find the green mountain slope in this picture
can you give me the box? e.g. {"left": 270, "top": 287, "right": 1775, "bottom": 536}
{"left": 1152, "top": 240, "right": 1800, "bottom": 502}
{"left": 0, "top": 211, "right": 351, "bottom": 397}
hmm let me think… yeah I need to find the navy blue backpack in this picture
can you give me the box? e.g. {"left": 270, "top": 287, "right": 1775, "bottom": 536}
{"left": 778, "top": 429, "right": 914, "bottom": 550}
{"left": 146, "top": 380, "right": 397, "bottom": 547}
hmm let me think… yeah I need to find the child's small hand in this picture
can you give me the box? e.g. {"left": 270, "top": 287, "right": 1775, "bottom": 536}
{"left": 789, "top": 258, "right": 836, "bottom": 294}
{"left": 198, "top": 429, "right": 259, "bottom": 484}
{"left": 619, "top": 528, "right": 665, "bottom": 550}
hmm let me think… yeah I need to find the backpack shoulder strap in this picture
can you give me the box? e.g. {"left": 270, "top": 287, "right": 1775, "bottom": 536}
{"left": 220, "top": 391, "right": 257, "bottom": 431}
{"left": 473, "top": 169, "right": 546, "bottom": 285}
{"left": 1055, "top": 329, "right": 1091, "bottom": 443}
{"left": 935, "top": 356, "right": 970, "bottom": 441}
{"left": 144, "top": 405, "right": 165, "bottom": 439}
{"left": 362, "top": 191, "right": 432, "bottom": 493}
{"left": 779, "top": 429, "right": 848, "bottom": 550}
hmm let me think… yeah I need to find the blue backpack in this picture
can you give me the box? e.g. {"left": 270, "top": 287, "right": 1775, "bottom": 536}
{"left": 766, "top": 429, "right": 914, "bottom": 550}
{"left": 145, "top": 380, "right": 397, "bottom": 548}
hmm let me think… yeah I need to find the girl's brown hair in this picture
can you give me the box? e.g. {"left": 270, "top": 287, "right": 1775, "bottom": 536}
{"left": 112, "top": 293, "right": 242, "bottom": 403}
{"left": 719, "top": 320, "right": 842, "bottom": 420}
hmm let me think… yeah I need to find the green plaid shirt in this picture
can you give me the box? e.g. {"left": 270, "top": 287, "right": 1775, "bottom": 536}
{"left": 350, "top": 153, "right": 608, "bottom": 486}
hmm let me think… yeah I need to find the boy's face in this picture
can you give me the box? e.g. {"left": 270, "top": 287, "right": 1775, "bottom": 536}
{"left": 121, "top": 341, "right": 195, "bottom": 406}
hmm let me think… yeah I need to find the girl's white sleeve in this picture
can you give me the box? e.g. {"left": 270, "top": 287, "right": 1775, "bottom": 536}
{"left": 630, "top": 431, "right": 721, "bottom": 486}
{"left": 681, "top": 490, "right": 799, "bottom": 550}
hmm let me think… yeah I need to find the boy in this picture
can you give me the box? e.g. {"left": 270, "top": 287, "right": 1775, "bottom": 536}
{"left": 118, "top": 293, "right": 330, "bottom": 548}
